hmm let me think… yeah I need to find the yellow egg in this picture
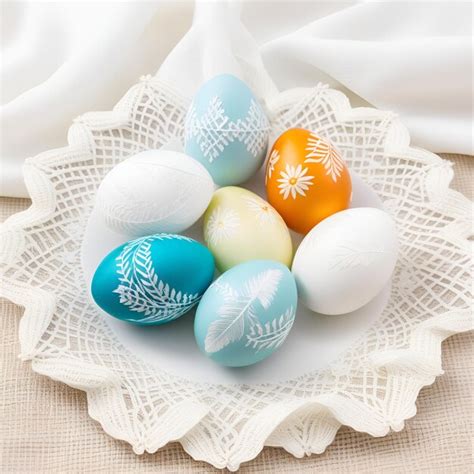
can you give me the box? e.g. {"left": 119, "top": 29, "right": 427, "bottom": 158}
{"left": 203, "top": 187, "right": 293, "bottom": 272}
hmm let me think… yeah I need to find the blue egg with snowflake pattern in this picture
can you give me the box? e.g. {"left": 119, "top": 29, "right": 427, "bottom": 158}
{"left": 91, "top": 234, "right": 215, "bottom": 325}
{"left": 184, "top": 74, "right": 270, "bottom": 186}
{"left": 194, "top": 260, "right": 297, "bottom": 367}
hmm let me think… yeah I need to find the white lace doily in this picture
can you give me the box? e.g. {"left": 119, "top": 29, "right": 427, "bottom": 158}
{"left": 0, "top": 76, "right": 472, "bottom": 471}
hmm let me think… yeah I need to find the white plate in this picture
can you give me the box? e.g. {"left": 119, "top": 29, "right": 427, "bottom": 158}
{"left": 81, "top": 169, "right": 389, "bottom": 384}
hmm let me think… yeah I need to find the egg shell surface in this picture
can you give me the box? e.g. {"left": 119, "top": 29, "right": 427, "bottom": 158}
{"left": 265, "top": 128, "right": 352, "bottom": 234}
{"left": 203, "top": 186, "right": 293, "bottom": 272}
{"left": 91, "top": 234, "right": 215, "bottom": 325}
{"left": 95, "top": 150, "right": 214, "bottom": 236}
{"left": 292, "top": 207, "right": 398, "bottom": 315}
{"left": 194, "top": 260, "right": 298, "bottom": 367}
{"left": 184, "top": 74, "right": 269, "bottom": 186}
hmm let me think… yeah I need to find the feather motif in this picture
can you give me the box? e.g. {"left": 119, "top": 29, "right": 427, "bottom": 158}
{"left": 204, "top": 269, "right": 283, "bottom": 353}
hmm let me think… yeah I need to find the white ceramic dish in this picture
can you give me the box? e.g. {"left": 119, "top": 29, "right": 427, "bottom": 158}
{"left": 82, "top": 169, "right": 390, "bottom": 384}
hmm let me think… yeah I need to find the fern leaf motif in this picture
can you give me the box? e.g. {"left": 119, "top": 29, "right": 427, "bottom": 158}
{"left": 331, "top": 242, "right": 386, "bottom": 270}
{"left": 304, "top": 133, "right": 344, "bottom": 182}
{"left": 245, "top": 306, "right": 295, "bottom": 352}
{"left": 265, "top": 149, "right": 280, "bottom": 185}
{"left": 185, "top": 97, "right": 269, "bottom": 163}
{"left": 113, "top": 234, "right": 200, "bottom": 324}
{"left": 204, "top": 269, "right": 283, "bottom": 353}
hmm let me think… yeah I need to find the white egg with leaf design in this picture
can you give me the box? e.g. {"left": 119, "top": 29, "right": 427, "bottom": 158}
{"left": 95, "top": 149, "right": 214, "bottom": 236}
{"left": 292, "top": 207, "right": 398, "bottom": 315}
{"left": 194, "top": 260, "right": 298, "bottom": 367}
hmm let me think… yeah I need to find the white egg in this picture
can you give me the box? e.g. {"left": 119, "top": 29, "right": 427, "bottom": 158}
{"left": 292, "top": 207, "right": 398, "bottom": 315}
{"left": 96, "top": 150, "right": 214, "bottom": 236}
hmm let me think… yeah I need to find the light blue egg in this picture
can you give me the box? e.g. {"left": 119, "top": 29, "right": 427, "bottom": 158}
{"left": 194, "top": 260, "right": 297, "bottom": 367}
{"left": 184, "top": 74, "right": 270, "bottom": 186}
{"left": 91, "top": 234, "right": 214, "bottom": 326}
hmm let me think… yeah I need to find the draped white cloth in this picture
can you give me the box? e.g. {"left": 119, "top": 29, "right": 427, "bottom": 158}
{"left": 1, "top": 1, "right": 472, "bottom": 198}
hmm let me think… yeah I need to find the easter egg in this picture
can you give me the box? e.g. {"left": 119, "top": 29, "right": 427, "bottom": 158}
{"left": 95, "top": 150, "right": 214, "bottom": 236}
{"left": 184, "top": 74, "right": 270, "bottom": 186}
{"left": 265, "top": 128, "right": 352, "bottom": 234}
{"left": 292, "top": 207, "right": 398, "bottom": 315}
{"left": 194, "top": 260, "right": 298, "bottom": 367}
{"left": 91, "top": 234, "right": 215, "bottom": 325}
{"left": 203, "top": 187, "right": 293, "bottom": 272}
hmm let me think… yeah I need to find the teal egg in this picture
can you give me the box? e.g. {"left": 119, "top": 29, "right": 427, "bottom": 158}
{"left": 91, "top": 234, "right": 214, "bottom": 325}
{"left": 194, "top": 260, "right": 297, "bottom": 367}
{"left": 184, "top": 74, "right": 270, "bottom": 186}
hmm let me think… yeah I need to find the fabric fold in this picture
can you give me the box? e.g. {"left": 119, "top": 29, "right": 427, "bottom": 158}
{"left": 1, "top": 1, "right": 472, "bottom": 198}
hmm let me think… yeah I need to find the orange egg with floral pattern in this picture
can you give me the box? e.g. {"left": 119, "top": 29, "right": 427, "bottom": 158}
{"left": 265, "top": 128, "right": 352, "bottom": 234}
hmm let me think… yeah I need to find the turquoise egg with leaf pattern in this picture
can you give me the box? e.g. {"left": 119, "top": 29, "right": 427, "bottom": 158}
{"left": 184, "top": 74, "right": 270, "bottom": 186}
{"left": 91, "top": 234, "right": 214, "bottom": 325}
{"left": 194, "top": 260, "right": 298, "bottom": 367}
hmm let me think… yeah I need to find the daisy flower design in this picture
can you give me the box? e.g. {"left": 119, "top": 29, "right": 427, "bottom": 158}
{"left": 205, "top": 206, "right": 240, "bottom": 246}
{"left": 305, "top": 132, "right": 344, "bottom": 182}
{"left": 265, "top": 149, "right": 280, "bottom": 184}
{"left": 277, "top": 164, "right": 314, "bottom": 200}
{"left": 244, "top": 197, "right": 278, "bottom": 225}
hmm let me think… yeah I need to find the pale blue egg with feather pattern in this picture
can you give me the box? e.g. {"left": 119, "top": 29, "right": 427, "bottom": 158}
{"left": 194, "top": 260, "right": 297, "bottom": 367}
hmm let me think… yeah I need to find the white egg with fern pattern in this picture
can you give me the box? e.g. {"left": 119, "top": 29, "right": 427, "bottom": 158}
{"left": 91, "top": 234, "right": 215, "bottom": 325}
{"left": 292, "top": 207, "right": 398, "bottom": 315}
{"left": 194, "top": 260, "right": 298, "bottom": 367}
{"left": 95, "top": 149, "right": 214, "bottom": 236}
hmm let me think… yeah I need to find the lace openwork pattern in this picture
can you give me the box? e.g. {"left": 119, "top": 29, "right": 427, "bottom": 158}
{"left": 0, "top": 76, "right": 472, "bottom": 471}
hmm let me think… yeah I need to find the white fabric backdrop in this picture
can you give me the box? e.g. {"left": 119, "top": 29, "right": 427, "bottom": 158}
{"left": 1, "top": 0, "right": 472, "bottom": 198}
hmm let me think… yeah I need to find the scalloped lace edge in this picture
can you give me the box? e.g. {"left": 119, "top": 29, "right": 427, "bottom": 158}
{"left": 0, "top": 77, "right": 472, "bottom": 471}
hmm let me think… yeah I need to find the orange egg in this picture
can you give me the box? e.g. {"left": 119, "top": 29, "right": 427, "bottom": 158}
{"left": 265, "top": 128, "right": 352, "bottom": 234}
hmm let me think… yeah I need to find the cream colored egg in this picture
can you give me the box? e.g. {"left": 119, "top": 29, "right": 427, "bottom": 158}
{"left": 96, "top": 150, "right": 214, "bottom": 236}
{"left": 203, "top": 187, "right": 293, "bottom": 272}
